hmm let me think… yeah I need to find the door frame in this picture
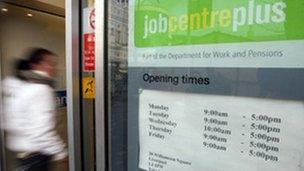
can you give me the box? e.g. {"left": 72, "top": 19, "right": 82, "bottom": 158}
{"left": 66, "top": 0, "right": 107, "bottom": 170}
{"left": 65, "top": 0, "right": 83, "bottom": 170}
{"left": 95, "top": 0, "right": 106, "bottom": 170}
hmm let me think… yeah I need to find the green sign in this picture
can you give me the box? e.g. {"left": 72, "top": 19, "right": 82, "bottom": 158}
{"left": 134, "top": 0, "right": 304, "bottom": 47}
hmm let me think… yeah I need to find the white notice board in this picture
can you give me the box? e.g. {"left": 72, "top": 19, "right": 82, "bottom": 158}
{"left": 139, "top": 89, "right": 304, "bottom": 171}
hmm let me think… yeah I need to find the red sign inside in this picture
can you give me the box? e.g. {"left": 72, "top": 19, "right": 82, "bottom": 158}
{"left": 83, "top": 33, "right": 95, "bottom": 71}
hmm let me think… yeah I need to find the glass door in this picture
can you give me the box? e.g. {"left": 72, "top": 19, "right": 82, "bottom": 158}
{"left": 0, "top": 1, "right": 68, "bottom": 171}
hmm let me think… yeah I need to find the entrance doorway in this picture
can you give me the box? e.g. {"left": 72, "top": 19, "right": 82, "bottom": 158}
{"left": 0, "top": 1, "right": 68, "bottom": 170}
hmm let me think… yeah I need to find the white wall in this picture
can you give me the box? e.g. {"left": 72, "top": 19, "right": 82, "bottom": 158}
{"left": 0, "top": 13, "right": 66, "bottom": 89}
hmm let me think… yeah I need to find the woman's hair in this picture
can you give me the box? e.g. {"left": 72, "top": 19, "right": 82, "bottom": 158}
{"left": 26, "top": 48, "right": 55, "bottom": 66}
{"left": 14, "top": 48, "right": 55, "bottom": 79}
{"left": 15, "top": 59, "right": 30, "bottom": 72}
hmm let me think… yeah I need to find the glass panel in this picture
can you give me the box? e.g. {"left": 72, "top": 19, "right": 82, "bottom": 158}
{"left": 127, "top": 0, "right": 304, "bottom": 171}
{"left": 108, "top": 0, "right": 304, "bottom": 171}
{"left": 107, "top": 0, "right": 129, "bottom": 170}
{"left": 0, "top": 2, "right": 68, "bottom": 171}
{"left": 81, "top": 0, "right": 96, "bottom": 170}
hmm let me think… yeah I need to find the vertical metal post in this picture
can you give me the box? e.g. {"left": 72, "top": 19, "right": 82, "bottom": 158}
{"left": 66, "top": 0, "right": 82, "bottom": 170}
{"left": 95, "top": 0, "right": 106, "bottom": 170}
{"left": 0, "top": 50, "right": 6, "bottom": 171}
